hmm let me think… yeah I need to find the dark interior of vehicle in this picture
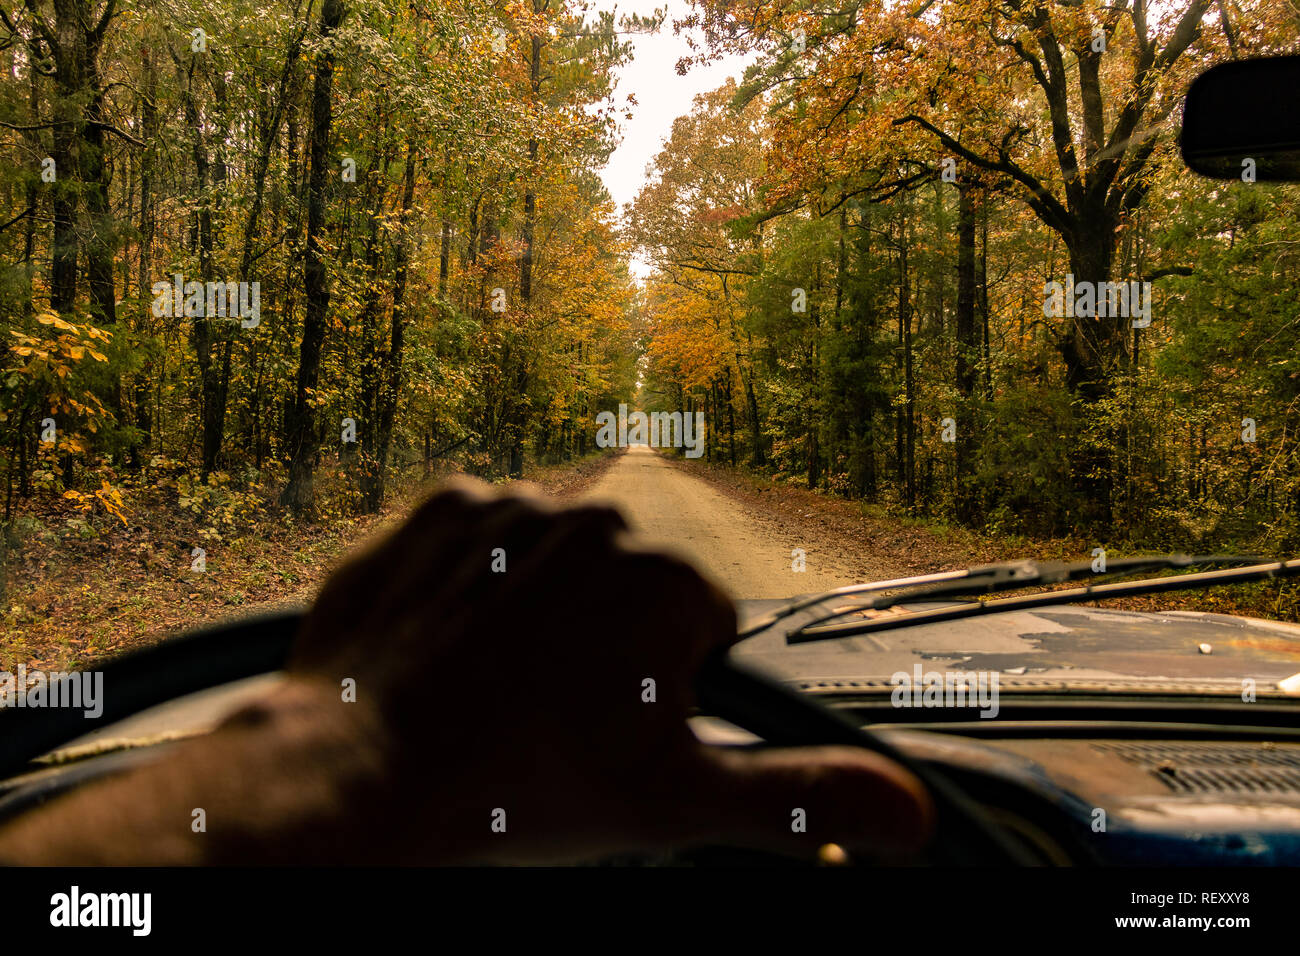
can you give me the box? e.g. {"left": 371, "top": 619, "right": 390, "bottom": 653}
{"left": 5, "top": 580, "right": 1300, "bottom": 866}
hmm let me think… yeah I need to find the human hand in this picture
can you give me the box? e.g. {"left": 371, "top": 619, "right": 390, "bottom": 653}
{"left": 288, "top": 478, "right": 933, "bottom": 864}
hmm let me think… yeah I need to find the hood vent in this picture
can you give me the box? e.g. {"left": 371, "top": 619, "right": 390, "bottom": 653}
{"left": 1096, "top": 742, "right": 1300, "bottom": 795}
{"left": 789, "top": 676, "right": 1262, "bottom": 695}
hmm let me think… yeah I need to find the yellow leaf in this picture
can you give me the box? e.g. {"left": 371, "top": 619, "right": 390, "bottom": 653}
{"left": 36, "top": 313, "right": 76, "bottom": 331}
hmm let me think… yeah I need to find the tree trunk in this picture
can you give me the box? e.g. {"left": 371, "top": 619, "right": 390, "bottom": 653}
{"left": 954, "top": 182, "right": 978, "bottom": 523}
{"left": 899, "top": 229, "right": 916, "bottom": 512}
{"left": 179, "top": 57, "right": 227, "bottom": 479}
{"left": 48, "top": 0, "right": 86, "bottom": 315}
{"left": 1056, "top": 210, "right": 1121, "bottom": 529}
{"left": 362, "top": 139, "right": 418, "bottom": 513}
{"left": 283, "top": 0, "right": 345, "bottom": 513}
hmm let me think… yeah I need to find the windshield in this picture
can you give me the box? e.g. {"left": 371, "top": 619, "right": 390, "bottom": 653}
{"left": 1, "top": 1, "right": 1299, "bottom": 696}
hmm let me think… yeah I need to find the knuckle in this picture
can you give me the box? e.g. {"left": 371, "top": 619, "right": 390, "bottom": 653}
{"left": 565, "top": 503, "right": 629, "bottom": 535}
{"left": 410, "top": 481, "right": 489, "bottom": 522}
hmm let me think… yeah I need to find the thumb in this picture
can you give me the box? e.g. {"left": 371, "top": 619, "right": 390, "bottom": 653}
{"left": 681, "top": 745, "right": 935, "bottom": 860}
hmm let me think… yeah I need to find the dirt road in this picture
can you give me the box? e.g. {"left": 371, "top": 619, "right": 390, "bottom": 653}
{"left": 582, "top": 445, "right": 885, "bottom": 599}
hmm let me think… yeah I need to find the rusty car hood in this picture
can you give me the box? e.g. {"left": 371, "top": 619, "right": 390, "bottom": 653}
{"left": 731, "top": 601, "right": 1300, "bottom": 695}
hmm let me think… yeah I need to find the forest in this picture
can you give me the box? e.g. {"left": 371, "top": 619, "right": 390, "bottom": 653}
{"left": 3, "top": 0, "right": 1300, "bottom": 634}
{"left": 631, "top": 0, "right": 1300, "bottom": 553}
{"left": 0, "top": 0, "right": 640, "bottom": 534}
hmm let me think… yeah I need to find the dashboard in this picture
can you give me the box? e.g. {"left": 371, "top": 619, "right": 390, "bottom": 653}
{"left": 691, "top": 718, "right": 1300, "bottom": 865}
{"left": 3, "top": 676, "right": 1300, "bottom": 865}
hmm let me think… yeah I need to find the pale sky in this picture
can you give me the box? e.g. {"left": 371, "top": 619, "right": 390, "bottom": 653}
{"left": 598, "top": 1, "right": 753, "bottom": 277}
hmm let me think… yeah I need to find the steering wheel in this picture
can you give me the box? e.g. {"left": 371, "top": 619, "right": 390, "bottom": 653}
{"left": 0, "top": 610, "right": 1033, "bottom": 865}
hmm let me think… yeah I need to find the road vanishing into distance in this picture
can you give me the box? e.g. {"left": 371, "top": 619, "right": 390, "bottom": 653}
{"left": 581, "top": 445, "right": 867, "bottom": 600}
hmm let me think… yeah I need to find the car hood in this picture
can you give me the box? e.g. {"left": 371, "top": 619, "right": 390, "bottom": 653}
{"left": 732, "top": 600, "right": 1300, "bottom": 695}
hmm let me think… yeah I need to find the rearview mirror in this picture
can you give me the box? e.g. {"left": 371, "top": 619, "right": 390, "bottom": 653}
{"left": 1181, "top": 55, "right": 1300, "bottom": 182}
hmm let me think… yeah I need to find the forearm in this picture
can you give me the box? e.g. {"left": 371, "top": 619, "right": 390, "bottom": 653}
{"left": 0, "top": 679, "right": 395, "bottom": 866}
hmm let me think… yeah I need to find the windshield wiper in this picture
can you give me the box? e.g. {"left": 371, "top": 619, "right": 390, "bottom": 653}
{"left": 740, "top": 554, "right": 1251, "bottom": 639}
{"left": 778, "top": 554, "right": 1296, "bottom": 644}
{"left": 738, "top": 562, "right": 1043, "bottom": 638}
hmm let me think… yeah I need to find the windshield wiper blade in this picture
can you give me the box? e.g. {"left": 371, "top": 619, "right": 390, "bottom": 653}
{"left": 786, "top": 557, "right": 1300, "bottom": 644}
{"left": 786, "top": 554, "right": 1259, "bottom": 639}
{"left": 738, "top": 562, "right": 1039, "bottom": 638}
{"left": 741, "top": 554, "right": 1255, "bottom": 639}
